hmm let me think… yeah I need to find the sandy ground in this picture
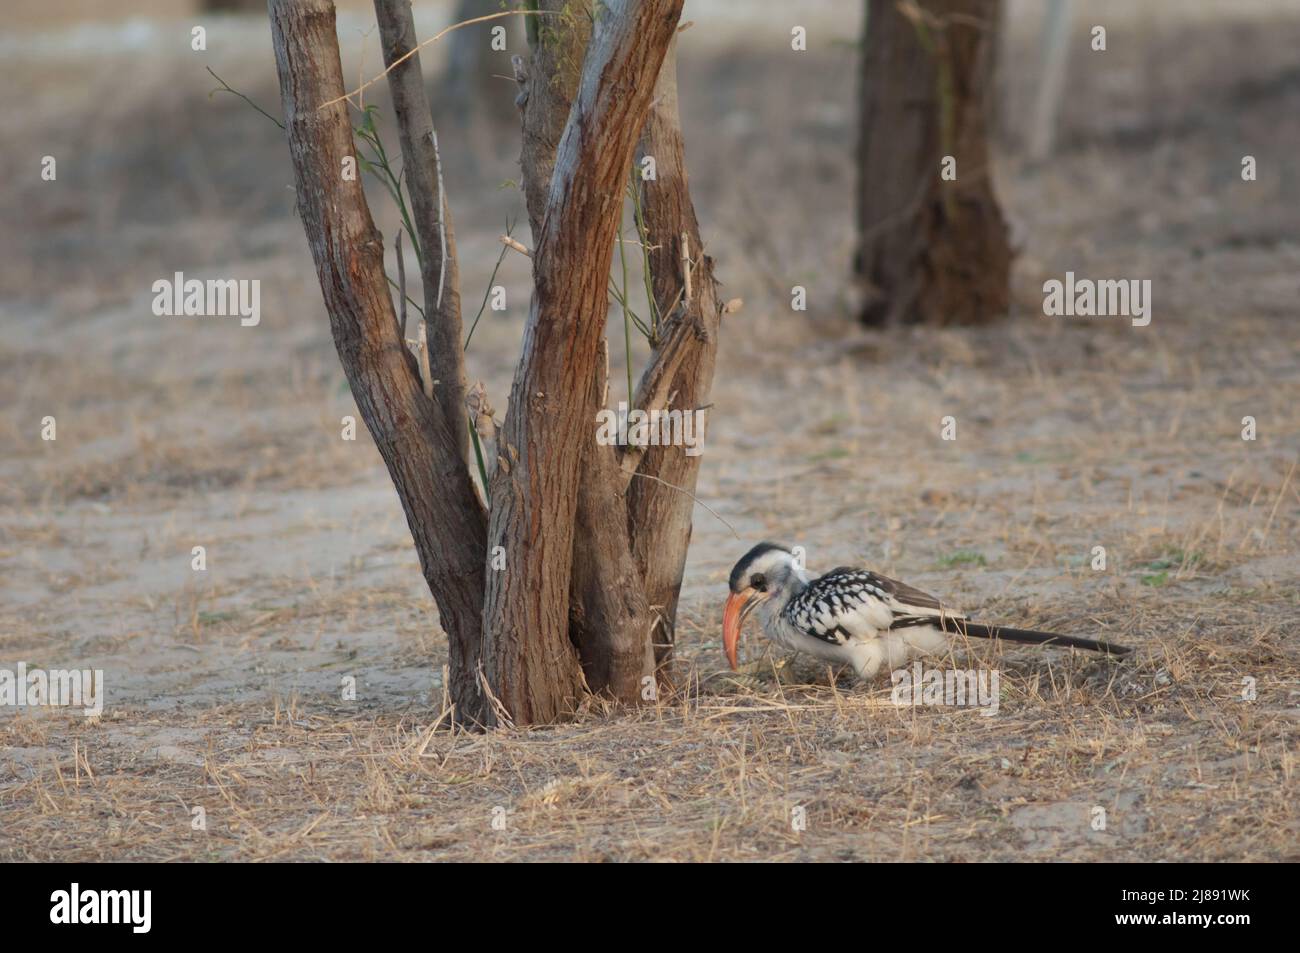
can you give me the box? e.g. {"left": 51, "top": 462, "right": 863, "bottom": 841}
{"left": 1, "top": 1, "right": 1297, "bottom": 861}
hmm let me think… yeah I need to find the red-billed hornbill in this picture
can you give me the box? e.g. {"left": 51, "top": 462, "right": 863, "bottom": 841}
{"left": 723, "top": 542, "right": 1131, "bottom": 679}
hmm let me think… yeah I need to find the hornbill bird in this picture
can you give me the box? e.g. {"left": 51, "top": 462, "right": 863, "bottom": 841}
{"left": 723, "top": 542, "right": 1132, "bottom": 679}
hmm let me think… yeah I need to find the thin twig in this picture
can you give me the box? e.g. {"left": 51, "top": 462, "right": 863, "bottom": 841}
{"left": 321, "top": 10, "right": 553, "bottom": 111}
{"left": 619, "top": 216, "right": 634, "bottom": 401}
{"left": 477, "top": 663, "right": 515, "bottom": 730}
{"left": 206, "top": 67, "right": 284, "bottom": 129}
{"left": 629, "top": 170, "right": 660, "bottom": 335}
{"left": 630, "top": 471, "right": 739, "bottom": 540}
{"left": 464, "top": 218, "right": 515, "bottom": 351}
{"left": 386, "top": 276, "right": 425, "bottom": 319}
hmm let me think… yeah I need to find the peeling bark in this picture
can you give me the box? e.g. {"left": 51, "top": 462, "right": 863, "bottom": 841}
{"left": 481, "top": 0, "right": 685, "bottom": 725}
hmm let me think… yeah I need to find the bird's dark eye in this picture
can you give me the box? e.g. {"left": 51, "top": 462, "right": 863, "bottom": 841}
{"left": 750, "top": 573, "right": 767, "bottom": 592}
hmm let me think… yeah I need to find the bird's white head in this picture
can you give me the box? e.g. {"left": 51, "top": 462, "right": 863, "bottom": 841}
{"left": 723, "top": 541, "right": 802, "bottom": 670}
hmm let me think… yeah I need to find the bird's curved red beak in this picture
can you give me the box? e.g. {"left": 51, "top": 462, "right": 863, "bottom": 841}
{"left": 723, "top": 590, "right": 757, "bottom": 670}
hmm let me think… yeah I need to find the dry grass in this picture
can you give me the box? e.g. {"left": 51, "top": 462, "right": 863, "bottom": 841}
{"left": 2, "top": 2, "right": 1298, "bottom": 861}
{"left": 2, "top": 638, "right": 1294, "bottom": 861}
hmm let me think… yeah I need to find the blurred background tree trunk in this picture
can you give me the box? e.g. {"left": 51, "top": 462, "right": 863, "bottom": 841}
{"left": 444, "top": 0, "right": 522, "bottom": 133}
{"left": 855, "top": 0, "right": 1010, "bottom": 326}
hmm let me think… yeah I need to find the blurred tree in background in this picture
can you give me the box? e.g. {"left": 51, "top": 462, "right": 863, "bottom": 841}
{"left": 444, "top": 0, "right": 522, "bottom": 130}
{"left": 855, "top": 0, "right": 1010, "bottom": 326}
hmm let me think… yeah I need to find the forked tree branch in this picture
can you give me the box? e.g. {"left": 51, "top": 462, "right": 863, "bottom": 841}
{"left": 481, "top": 0, "right": 685, "bottom": 724}
{"left": 373, "top": 0, "right": 476, "bottom": 485}
{"left": 269, "top": 0, "right": 488, "bottom": 724}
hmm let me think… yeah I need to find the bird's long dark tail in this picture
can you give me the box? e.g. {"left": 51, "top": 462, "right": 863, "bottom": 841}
{"left": 937, "top": 618, "right": 1132, "bottom": 656}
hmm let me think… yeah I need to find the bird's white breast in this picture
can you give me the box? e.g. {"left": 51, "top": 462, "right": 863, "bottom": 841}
{"left": 759, "top": 599, "right": 950, "bottom": 680}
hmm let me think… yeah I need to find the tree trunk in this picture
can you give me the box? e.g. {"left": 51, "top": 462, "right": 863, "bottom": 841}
{"left": 512, "top": 16, "right": 726, "bottom": 699}
{"left": 569, "top": 413, "right": 658, "bottom": 700}
{"left": 627, "top": 38, "right": 723, "bottom": 684}
{"left": 271, "top": 0, "right": 716, "bottom": 727}
{"left": 268, "top": 0, "right": 488, "bottom": 724}
{"left": 479, "top": 0, "right": 685, "bottom": 725}
{"left": 855, "top": 0, "right": 1010, "bottom": 326}
{"left": 511, "top": 2, "right": 655, "bottom": 704}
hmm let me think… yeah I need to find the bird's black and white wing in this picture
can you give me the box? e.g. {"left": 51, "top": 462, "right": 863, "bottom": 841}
{"left": 783, "top": 568, "right": 965, "bottom": 645}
